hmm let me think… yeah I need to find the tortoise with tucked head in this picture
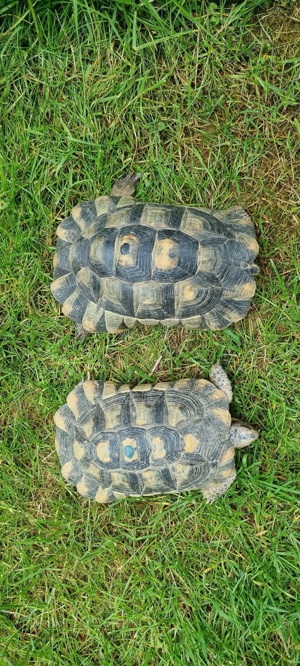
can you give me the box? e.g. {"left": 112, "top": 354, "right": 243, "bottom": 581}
{"left": 51, "top": 174, "right": 259, "bottom": 336}
{"left": 54, "top": 364, "right": 258, "bottom": 503}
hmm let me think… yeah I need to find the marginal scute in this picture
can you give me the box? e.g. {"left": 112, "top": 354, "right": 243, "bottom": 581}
{"left": 71, "top": 204, "right": 87, "bottom": 230}
{"left": 104, "top": 311, "right": 125, "bottom": 332}
{"left": 56, "top": 216, "right": 81, "bottom": 242}
{"left": 50, "top": 272, "right": 77, "bottom": 303}
{"left": 131, "top": 384, "right": 152, "bottom": 392}
{"left": 67, "top": 391, "right": 80, "bottom": 418}
{"left": 82, "top": 302, "right": 105, "bottom": 332}
{"left": 94, "top": 195, "right": 112, "bottom": 217}
{"left": 220, "top": 447, "right": 235, "bottom": 465}
{"left": 76, "top": 477, "right": 90, "bottom": 497}
{"left": 95, "top": 487, "right": 111, "bottom": 503}
{"left": 118, "top": 385, "right": 131, "bottom": 393}
{"left": 61, "top": 461, "right": 74, "bottom": 481}
{"left": 54, "top": 406, "right": 73, "bottom": 433}
{"left": 173, "top": 379, "right": 191, "bottom": 390}
{"left": 102, "top": 381, "right": 118, "bottom": 399}
{"left": 83, "top": 380, "right": 100, "bottom": 404}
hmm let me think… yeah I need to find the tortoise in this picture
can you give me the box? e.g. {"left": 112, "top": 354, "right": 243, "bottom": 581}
{"left": 54, "top": 364, "right": 258, "bottom": 503}
{"left": 50, "top": 173, "right": 259, "bottom": 336}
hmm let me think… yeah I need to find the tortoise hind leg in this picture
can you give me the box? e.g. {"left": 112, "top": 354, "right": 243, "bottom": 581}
{"left": 76, "top": 323, "right": 91, "bottom": 339}
{"left": 110, "top": 172, "right": 141, "bottom": 197}
{"left": 202, "top": 470, "right": 237, "bottom": 503}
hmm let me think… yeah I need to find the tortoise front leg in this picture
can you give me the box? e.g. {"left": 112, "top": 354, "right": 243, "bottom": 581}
{"left": 201, "top": 470, "right": 237, "bottom": 503}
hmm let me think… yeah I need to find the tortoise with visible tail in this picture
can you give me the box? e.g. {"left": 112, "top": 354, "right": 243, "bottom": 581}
{"left": 54, "top": 364, "right": 258, "bottom": 503}
{"left": 51, "top": 174, "right": 259, "bottom": 336}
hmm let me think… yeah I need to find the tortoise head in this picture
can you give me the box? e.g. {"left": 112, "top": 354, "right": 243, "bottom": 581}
{"left": 229, "top": 420, "right": 259, "bottom": 449}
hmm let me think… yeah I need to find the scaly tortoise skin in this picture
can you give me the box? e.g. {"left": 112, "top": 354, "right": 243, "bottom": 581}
{"left": 51, "top": 174, "right": 259, "bottom": 335}
{"left": 54, "top": 364, "right": 258, "bottom": 503}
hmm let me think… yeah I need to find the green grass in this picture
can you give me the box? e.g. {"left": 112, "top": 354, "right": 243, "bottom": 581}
{"left": 1, "top": 1, "right": 300, "bottom": 664}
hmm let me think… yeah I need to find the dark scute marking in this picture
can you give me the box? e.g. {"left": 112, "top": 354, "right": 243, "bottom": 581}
{"left": 64, "top": 289, "right": 90, "bottom": 324}
{"left": 176, "top": 461, "right": 211, "bottom": 490}
{"left": 99, "top": 281, "right": 134, "bottom": 318}
{"left": 55, "top": 428, "right": 73, "bottom": 466}
{"left": 108, "top": 196, "right": 121, "bottom": 207}
{"left": 53, "top": 240, "right": 72, "bottom": 279}
{"left": 219, "top": 238, "right": 258, "bottom": 263}
{"left": 62, "top": 457, "right": 83, "bottom": 486}
{"left": 154, "top": 392, "right": 167, "bottom": 425}
{"left": 115, "top": 393, "right": 132, "bottom": 428}
{"left": 89, "top": 228, "right": 118, "bottom": 277}
{"left": 129, "top": 390, "right": 163, "bottom": 426}
{"left": 142, "top": 468, "right": 175, "bottom": 494}
{"left": 95, "top": 311, "right": 108, "bottom": 332}
{"left": 136, "top": 283, "right": 175, "bottom": 320}
{"left": 76, "top": 268, "right": 101, "bottom": 304}
{"left": 160, "top": 467, "right": 177, "bottom": 489}
{"left": 112, "top": 471, "right": 142, "bottom": 495}
{"left": 222, "top": 298, "right": 251, "bottom": 317}
{"left": 79, "top": 200, "right": 97, "bottom": 229}
{"left": 217, "top": 265, "right": 254, "bottom": 289}
{"left": 51, "top": 272, "right": 77, "bottom": 304}
{"left": 71, "top": 384, "right": 95, "bottom": 420}
{"left": 84, "top": 212, "right": 109, "bottom": 239}
{"left": 189, "top": 209, "right": 235, "bottom": 239}
{"left": 65, "top": 462, "right": 84, "bottom": 485}
{"left": 226, "top": 222, "right": 256, "bottom": 238}
{"left": 167, "top": 206, "right": 185, "bottom": 229}
{"left": 128, "top": 203, "right": 145, "bottom": 225}
{"left": 165, "top": 388, "right": 204, "bottom": 423}
{"left": 69, "top": 239, "right": 90, "bottom": 275}
{"left": 56, "top": 404, "right": 75, "bottom": 433}
{"left": 120, "top": 282, "right": 135, "bottom": 316}
{"left": 194, "top": 271, "right": 221, "bottom": 288}
{"left": 178, "top": 285, "right": 222, "bottom": 319}
{"left": 76, "top": 404, "right": 106, "bottom": 436}
{"left": 74, "top": 440, "right": 95, "bottom": 466}
{"left": 79, "top": 474, "right": 100, "bottom": 499}
{"left": 200, "top": 236, "right": 227, "bottom": 248}
{"left": 115, "top": 225, "right": 156, "bottom": 282}
{"left": 127, "top": 472, "right": 143, "bottom": 494}
{"left": 153, "top": 229, "right": 198, "bottom": 282}
{"left": 57, "top": 215, "right": 82, "bottom": 242}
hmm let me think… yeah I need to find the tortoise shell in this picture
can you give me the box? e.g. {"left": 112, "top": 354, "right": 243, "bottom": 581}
{"left": 54, "top": 378, "right": 237, "bottom": 503}
{"left": 51, "top": 190, "right": 259, "bottom": 333}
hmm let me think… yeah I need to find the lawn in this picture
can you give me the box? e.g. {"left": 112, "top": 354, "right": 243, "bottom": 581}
{"left": 0, "top": 1, "right": 300, "bottom": 664}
